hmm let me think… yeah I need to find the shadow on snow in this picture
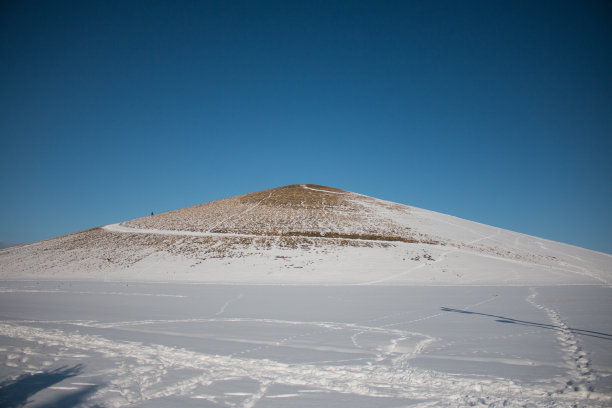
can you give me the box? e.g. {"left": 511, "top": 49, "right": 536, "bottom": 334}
{"left": 440, "top": 307, "right": 612, "bottom": 341}
{"left": 0, "top": 364, "right": 101, "bottom": 408}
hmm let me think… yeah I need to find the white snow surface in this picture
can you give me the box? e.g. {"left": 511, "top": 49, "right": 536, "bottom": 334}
{"left": 0, "top": 184, "right": 611, "bottom": 406}
{"left": 0, "top": 282, "right": 611, "bottom": 407}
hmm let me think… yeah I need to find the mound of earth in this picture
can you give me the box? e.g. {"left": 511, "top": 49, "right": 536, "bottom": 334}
{"left": 1, "top": 184, "right": 610, "bottom": 284}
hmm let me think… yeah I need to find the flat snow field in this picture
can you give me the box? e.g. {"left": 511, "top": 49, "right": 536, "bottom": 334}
{"left": 0, "top": 281, "right": 611, "bottom": 407}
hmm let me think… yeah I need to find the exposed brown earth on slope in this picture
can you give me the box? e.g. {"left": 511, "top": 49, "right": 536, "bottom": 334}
{"left": 122, "top": 184, "right": 437, "bottom": 244}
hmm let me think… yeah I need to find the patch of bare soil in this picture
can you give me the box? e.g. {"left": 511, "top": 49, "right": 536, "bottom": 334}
{"left": 121, "top": 184, "right": 431, "bottom": 245}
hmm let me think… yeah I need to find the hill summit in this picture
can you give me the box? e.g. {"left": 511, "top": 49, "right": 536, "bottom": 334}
{"left": 1, "top": 184, "right": 610, "bottom": 284}
{"left": 120, "top": 184, "right": 439, "bottom": 244}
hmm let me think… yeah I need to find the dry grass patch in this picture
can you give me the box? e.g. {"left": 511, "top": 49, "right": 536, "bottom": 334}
{"left": 240, "top": 184, "right": 346, "bottom": 208}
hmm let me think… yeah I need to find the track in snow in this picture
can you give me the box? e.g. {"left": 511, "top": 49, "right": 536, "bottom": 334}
{"left": 1, "top": 282, "right": 610, "bottom": 407}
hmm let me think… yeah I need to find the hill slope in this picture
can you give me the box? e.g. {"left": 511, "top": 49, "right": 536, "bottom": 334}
{"left": 1, "top": 184, "right": 610, "bottom": 284}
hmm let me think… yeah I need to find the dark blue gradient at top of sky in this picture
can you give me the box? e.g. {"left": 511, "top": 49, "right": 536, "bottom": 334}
{"left": 1, "top": 1, "right": 611, "bottom": 253}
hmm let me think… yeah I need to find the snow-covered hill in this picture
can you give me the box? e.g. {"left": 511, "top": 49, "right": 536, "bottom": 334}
{"left": 2, "top": 185, "right": 612, "bottom": 407}
{"left": 1, "top": 184, "right": 610, "bottom": 284}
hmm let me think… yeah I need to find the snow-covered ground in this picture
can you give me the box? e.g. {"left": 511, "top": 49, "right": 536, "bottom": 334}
{"left": 0, "top": 281, "right": 611, "bottom": 407}
{"left": 1, "top": 185, "right": 611, "bottom": 406}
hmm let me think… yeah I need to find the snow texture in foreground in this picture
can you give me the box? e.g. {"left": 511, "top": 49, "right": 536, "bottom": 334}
{"left": 0, "top": 282, "right": 611, "bottom": 407}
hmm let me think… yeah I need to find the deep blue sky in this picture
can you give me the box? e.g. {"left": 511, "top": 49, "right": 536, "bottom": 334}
{"left": 1, "top": 1, "right": 611, "bottom": 253}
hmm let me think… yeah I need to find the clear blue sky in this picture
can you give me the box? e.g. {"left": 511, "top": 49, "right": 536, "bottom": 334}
{"left": 1, "top": 1, "right": 611, "bottom": 253}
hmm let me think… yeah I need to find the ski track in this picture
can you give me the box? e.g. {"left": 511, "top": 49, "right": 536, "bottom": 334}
{"left": 1, "top": 286, "right": 610, "bottom": 408}
{"left": 0, "top": 321, "right": 596, "bottom": 407}
{"left": 526, "top": 288, "right": 598, "bottom": 395}
{"left": 215, "top": 293, "right": 244, "bottom": 316}
{"left": 350, "top": 294, "right": 500, "bottom": 358}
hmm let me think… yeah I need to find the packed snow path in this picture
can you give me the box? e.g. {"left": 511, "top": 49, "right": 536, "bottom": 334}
{"left": 1, "top": 282, "right": 611, "bottom": 407}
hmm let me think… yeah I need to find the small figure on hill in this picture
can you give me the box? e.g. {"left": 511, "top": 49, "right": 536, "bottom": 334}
{"left": 151, "top": 211, "right": 154, "bottom": 216}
